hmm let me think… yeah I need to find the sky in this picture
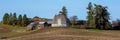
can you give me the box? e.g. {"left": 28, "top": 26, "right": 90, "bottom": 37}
{"left": 0, "top": 0, "right": 120, "bottom": 21}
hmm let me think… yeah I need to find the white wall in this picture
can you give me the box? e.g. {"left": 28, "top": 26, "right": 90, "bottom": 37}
{"left": 52, "top": 24, "right": 67, "bottom": 27}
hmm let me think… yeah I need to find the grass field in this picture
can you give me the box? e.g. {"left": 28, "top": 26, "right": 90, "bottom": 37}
{"left": 1, "top": 23, "right": 120, "bottom": 40}
{"left": 70, "top": 25, "right": 80, "bottom": 29}
{"left": 0, "top": 23, "right": 29, "bottom": 39}
{"left": 2, "top": 27, "right": 120, "bottom": 40}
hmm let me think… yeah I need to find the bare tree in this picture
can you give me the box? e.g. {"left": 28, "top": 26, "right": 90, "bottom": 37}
{"left": 70, "top": 15, "right": 78, "bottom": 27}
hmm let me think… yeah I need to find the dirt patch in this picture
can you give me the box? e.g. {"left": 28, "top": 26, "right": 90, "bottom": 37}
{"left": 0, "top": 26, "right": 11, "bottom": 33}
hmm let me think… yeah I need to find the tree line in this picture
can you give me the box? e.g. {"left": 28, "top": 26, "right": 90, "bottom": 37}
{"left": 2, "top": 13, "right": 28, "bottom": 27}
{"left": 1, "top": 2, "right": 117, "bottom": 30}
{"left": 112, "top": 19, "right": 120, "bottom": 30}
{"left": 68, "top": 2, "right": 112, "bottom": 30}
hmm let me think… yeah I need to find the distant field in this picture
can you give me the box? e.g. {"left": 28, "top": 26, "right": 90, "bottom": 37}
{"left": 2, "top": 27, "right": 120, "bottom": 40}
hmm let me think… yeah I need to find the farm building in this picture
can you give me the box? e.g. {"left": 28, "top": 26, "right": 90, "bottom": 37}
{"left": 52, "top": 12, "right": 70, "bottom": 27}
{"left": 27, "top": 16, "right": 52, "bottom": 30}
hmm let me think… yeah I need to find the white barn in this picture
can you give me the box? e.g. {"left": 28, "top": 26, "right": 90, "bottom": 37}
{"left": 52, "top": 13, "right": 70, "bottom": 27}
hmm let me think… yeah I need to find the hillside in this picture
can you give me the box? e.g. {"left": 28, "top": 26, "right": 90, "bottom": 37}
{"left": 0, "top": 26, "right": 11, "bottom": 33}
{"left": 0, "top": 24, "right": 28, "bottom": 39}
{"left": 2, "top": 27, "right": 120, "bottom": 40}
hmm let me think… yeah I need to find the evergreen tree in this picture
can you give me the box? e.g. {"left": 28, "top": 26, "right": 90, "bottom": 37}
{"left": 12, "top": 13, "right": 17, "bottom": 25}
{"left": 3, "top": 13, "right": 9, "bottom": 24}
{"left": 61, "top": 6, "right": 67, "bottom": 16}
{"left": 8, "top": 13, "right": 13, "bottom": 25}
{"left": 22, "top": 14, "right": 28, "bottom": 27}
{"left": 18, "top": 14, "right": 22, "bottom": 26}
{"left": 86, "top": 2, "right": 95, "bottom": 28}
{"left": 94, "top": 4, "right": 111, "bottom": 29}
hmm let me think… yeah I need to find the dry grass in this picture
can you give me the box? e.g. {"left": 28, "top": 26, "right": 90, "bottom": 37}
{"left": 1, "top": 27, "right": 120, "bottom": 40}
{"left": 0, "top": 24, "right": 28, "bottom": 39}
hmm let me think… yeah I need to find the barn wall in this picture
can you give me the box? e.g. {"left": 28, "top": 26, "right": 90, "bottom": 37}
{"left": 52, "top": 24, "right": 67, "bottom": 27}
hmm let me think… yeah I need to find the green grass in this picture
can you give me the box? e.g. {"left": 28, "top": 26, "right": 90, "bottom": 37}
{"left": 70, "top": 25, "right": 100, "bottom": 32}
{"left": 87, "top": 29, "right": 100, "bottom": 32}
{"left": 5, "top": 25, "right": 27, "bottom": 32}
{"left": 70, "top": 25, "right": 80, "bottom": 29}
{"left": 0, "top": 24, "right": 27, "bottom": 32}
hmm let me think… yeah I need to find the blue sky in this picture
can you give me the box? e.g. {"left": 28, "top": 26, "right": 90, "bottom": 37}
{"left": 0, "top": 0, "right": 120, "bottom": 21}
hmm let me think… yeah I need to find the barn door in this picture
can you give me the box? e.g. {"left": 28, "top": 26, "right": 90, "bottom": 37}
{"left": 57, "top": 18, "right": 61, "bottom": 26}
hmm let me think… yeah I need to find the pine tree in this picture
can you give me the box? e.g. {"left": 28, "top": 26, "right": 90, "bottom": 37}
{"left": 18, "top": 14, "right": 22, "bottom": 26}
{"left": 22, "top": 14, "right": 28, "bottom": 27}
{"left": 8, "top": 13, "right": 13, "bottom": 25}
{"left": 12, "top": 13, "right": 17, "bottom": 25}
{"left": 86, "top": 2, "right": 95, "bottom": 28}
{"left": 61, "top": 6, "right": 67, "bottom": 16}
{"left": 94, "top": 4, "right": 111, "bottom": 29}
{"left": 3, "top": 13, "right": 9, "bottom": 24}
